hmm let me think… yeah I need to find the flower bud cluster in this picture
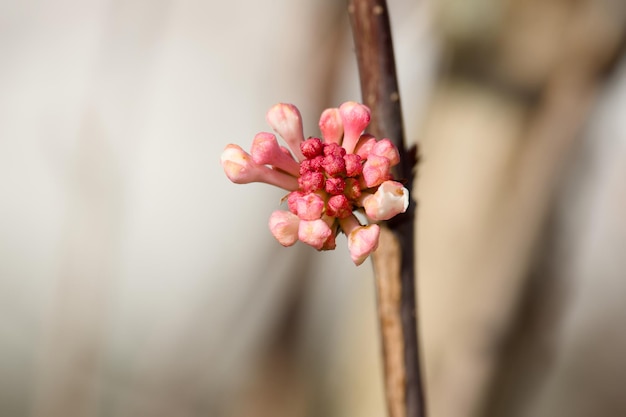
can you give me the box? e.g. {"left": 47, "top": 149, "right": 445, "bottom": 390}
{"left": 220, "top": 102, "right": 409, "bottom": 265}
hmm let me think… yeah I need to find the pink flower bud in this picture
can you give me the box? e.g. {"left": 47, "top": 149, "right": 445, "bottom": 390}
{"left": 287, "top": 190, "right": 304, "bottom": 215}
{"left": 250, "top": 132, "right": 300, "bottom": 176}
{"left": 311, "top": 155, "right": 324, "bottom": 171}
{"left": 293, "top": 192, "right": 325, "bottom": 220}
{"left": 298, "top": 171, "right": 325, "bottom": 193}
{"left": 269, "top": 210, "right": 300, "bottom": 246}
{"left": 326, "top": 194, "right": 352, "bottom": 219}
{"left": 339, "top": 215, "right": 380, "bottom": 265}
{"left": 344, "top": 178, "right": 362, "bottom": 199}
{"left": 362, "top": 154, "right": 391, "bottom": 188}
{"left": 300, "top": 156, "right": 325, "bottom": 175}
{"left": 325, "top": 177, "right": 345, "bottom": 195}
{"left": 322, "top": 154, "right": 346, "bottom": 177}
{"left": 361, "top": 180, "right": 409, "bottom": 221}
{"left": 348, "top": 224, "right": 380, "bottom": 265}
{"left": 319, "top": 108, "right": 344, "bottom": 145}
{"left": 339, "top": 102, "right": 371, "bottom": 154}
{"left": 299, "top": 159, "right": 312, "bottom": 175}
{"left": 323, "top": 142, "right": 346, "bottom": 157}
{"left": 222, "top": 101, "right": 400, "bottom": 264}
{"left": 298, "top": 219, "right": 332, "bottom": 250}
{"left": 301, "top": 137, "right": 323, "bottom": 158}
{"left": 354, "top": 135, "right": 377, "bottom": 159}
{"left": 370, "top": 139, "right": 400, "bottom": 166}
{"left": 266, "top": 103, "right": 305, "bottom": 161}
{"left": 221, "top": 144, "right": 299, "bottom": 190}
{"left": 343, "top": 153, "right": 363, "bottom": 177}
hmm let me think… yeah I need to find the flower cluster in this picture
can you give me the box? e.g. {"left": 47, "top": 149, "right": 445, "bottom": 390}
{"left": 220, "top": 102, "right": 409, "bottom": 265}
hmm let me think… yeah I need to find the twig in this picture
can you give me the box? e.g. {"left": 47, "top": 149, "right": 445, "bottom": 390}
{"left": 347, "top": 1, "right": 425, "bottom": 417}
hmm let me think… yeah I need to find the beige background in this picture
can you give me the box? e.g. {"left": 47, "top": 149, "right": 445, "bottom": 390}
{"left": 1, "top": 0, "right": 625, "bottom": 416}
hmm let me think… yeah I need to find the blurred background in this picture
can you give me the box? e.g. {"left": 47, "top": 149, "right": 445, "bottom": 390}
{"left": 1, "top": 0, "right": 625, "bottom": 416}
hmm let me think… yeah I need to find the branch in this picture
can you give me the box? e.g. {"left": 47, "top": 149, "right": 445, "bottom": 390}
{"left": 347, "top": 1, "right": 425, "bottom": 417}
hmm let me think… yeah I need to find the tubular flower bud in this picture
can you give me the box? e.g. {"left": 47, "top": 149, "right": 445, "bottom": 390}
{"left": 319, "top": 108, "right": 344, "bottom": 145}
{"left": 362, "top": 154, "right": 392, "bottom": 188}
{"left": 344, "top": 153, "right": 363, "bottom": 177}
{"left": 361, "top": 180, "right": 409, "bottom": 221}
{"left": 293, "top": 192, "right": 325, "bottom": 220}
{"left": 251, "top": 132, "right": 300, "bottom": 176}
{"left": 221, "top": 101, "right": 407, "bottom": 265}
{"left": 266, "top": 103, "right": 305, "bottom": 161}
{"left": 298, "top": 219, "right": 332, "bottom": 250}
{"left": 221, "top": 144, "right": 299, "bottom": 190}
{"left": 348, "top": 224, "right": 381, "bottom": 266}
{"left": 287, "top": 191, "right": 304, "bottom": 215}
{"left": 301, "top": 137, "right": 324, "bottom": 158}
{"left": 339, "top": 214, "right": 381, "bottom": 266}
{"left": 269, "top": 211, "right": 300, "bottom": 246}
{"left": 326, "top": 194, "right": 352, "bottom": 219}
{"left": 339, "top": 102, "right": 371, "bottom": 154}
{"left": 354, "top": 134, "right": 377, "bottom": 159}
{"left": 370, "top": 138, "right": 400, "bottom": 166}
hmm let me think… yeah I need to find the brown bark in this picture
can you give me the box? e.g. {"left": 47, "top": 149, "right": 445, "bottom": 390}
{"left": 348, "top": 1, "right": 425, "bottom": 416}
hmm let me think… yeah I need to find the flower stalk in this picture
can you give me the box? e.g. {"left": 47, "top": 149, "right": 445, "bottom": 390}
{"left": 348, "top": 1, "right": 426, "bottom": 416}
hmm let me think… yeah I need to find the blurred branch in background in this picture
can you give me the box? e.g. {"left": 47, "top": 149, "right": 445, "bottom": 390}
{"left": 419, "top": 1, "right": 626, "bottom": 417}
